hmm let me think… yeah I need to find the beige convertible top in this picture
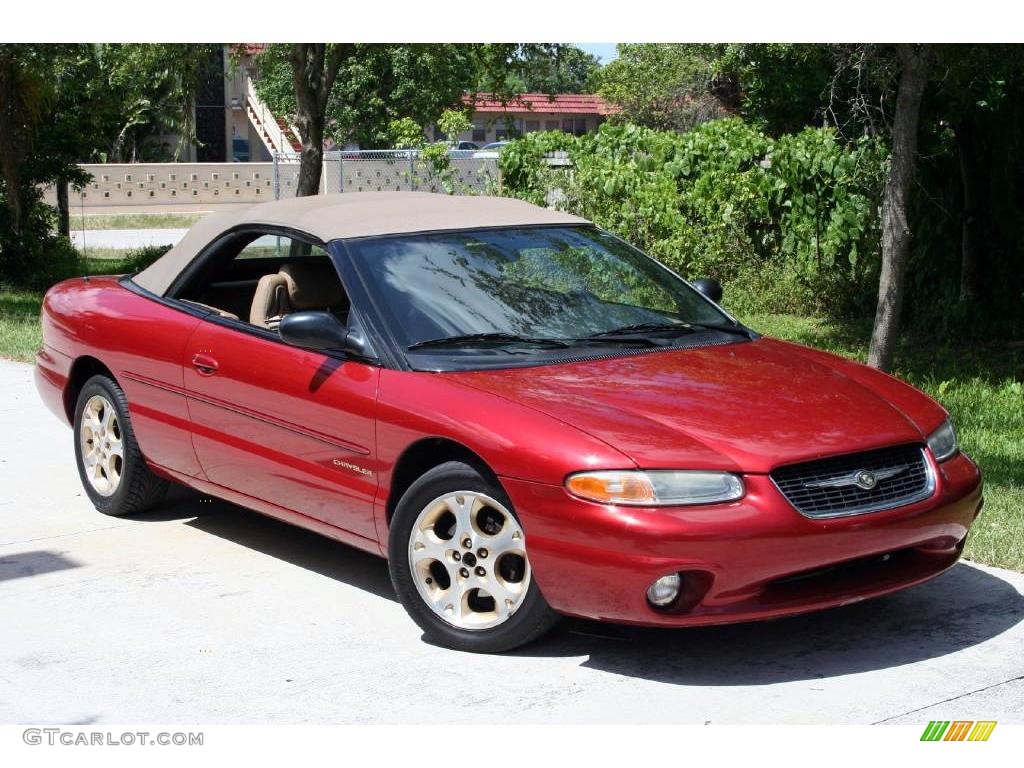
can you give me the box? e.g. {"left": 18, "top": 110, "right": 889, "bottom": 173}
{"left": 132, "top": 192, "right": 589, "bottom": 295}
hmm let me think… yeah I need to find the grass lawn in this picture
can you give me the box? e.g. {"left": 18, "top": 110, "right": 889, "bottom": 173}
{"left": 69, "top": 212, "right": 203, "bottom": 231}
{"left": 76, "top": 247, "right": 146, "bottom": 261}
{"left": 0, "top": 287, "right": 43, "bottom": 363}
{"left": 1, "top": 286, "right": 1020, "bottom": 570}
{"left": 0, "top": 255, "right": 142, "bottom": 360}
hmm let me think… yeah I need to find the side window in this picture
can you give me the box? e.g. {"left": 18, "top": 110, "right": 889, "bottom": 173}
{"left": 236, "top": 234, "right": 328, "bottom": 260}
{"left": 177, "top": 231, "right": 349, "bottom": 331}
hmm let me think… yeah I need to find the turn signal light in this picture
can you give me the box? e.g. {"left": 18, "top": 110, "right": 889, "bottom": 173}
{"left": 566, "top": 470, "right": 744, "bottom": 506}
{"left": 566, "top": 472, "right": 657, "bottom": 504}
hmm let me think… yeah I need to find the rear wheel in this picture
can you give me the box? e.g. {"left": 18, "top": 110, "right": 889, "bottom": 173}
{"left": 388, "top": 461, "right": 558, "bottom": 652}
{"left": 73, "top": 374, "right": 168, "bottom": 517}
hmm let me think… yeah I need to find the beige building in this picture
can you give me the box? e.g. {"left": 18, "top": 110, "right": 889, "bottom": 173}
{"left": 173, "top": 43, "right": 299, "bottom": 164}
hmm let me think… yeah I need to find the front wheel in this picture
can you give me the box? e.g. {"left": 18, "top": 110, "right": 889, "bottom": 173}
{"left": 388, "top": 461, "right": 558, "bottom": 652}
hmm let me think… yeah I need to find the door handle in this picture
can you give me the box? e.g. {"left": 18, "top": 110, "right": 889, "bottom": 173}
{"left": 191, "top": 353, "right": 219, "bottom": 376}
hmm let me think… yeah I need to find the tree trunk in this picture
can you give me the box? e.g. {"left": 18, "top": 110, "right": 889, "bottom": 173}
{"left": 0, "top": 54, "right": 25, "bottom": 237}
{"left": 293, "top": 105, "right": 324, "bottom": 196}
{"left": 56, "top": 175, "right": 70, "bottom": 238}
{"left": 867, "top": 45, "right": 930, "bottom": 372}
{"left": 955, "top": 119, "right": 984, "bottom": 302}
{"left": 289, "top": 44, "right": 349, "bottom": 198}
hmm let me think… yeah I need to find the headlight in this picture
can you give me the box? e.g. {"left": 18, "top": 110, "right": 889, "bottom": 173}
{"left": 566, "top": 470, "right": 744, "bottom": 506}
{"left": 927, "top": 419, "right": 959, "bottom": 462}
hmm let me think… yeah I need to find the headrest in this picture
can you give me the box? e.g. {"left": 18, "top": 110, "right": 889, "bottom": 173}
{"left": 279, "top": 261, "right": 346, "bottom": 310}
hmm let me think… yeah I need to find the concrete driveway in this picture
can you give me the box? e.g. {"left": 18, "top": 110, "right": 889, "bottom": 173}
{"left": 1, "top": 358, "right": 1023, "bottom": 724}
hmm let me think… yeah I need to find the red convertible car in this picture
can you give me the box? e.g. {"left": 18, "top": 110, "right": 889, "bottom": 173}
{"left": 35, "top": 193, "right": 983, "bottom": 652}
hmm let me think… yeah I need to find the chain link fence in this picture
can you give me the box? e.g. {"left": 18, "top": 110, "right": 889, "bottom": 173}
{"left": 272, "top": 150, "right": 500, "bottom": 199}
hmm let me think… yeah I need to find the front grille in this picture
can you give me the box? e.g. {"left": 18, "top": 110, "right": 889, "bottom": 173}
{"left": 771, "top": 444, "right": 933, "bottom": 518}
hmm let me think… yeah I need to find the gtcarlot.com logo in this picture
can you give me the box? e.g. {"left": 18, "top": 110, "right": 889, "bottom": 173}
{"left": 920, "top": 721, "right": 997, "bottom": 742}
{"left": 23, "top": 729, "right": 203, "bottom": 746}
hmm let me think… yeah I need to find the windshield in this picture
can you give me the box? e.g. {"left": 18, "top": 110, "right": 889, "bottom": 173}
{"left": 345, "top": 226, "right": 736, "bottom": 360}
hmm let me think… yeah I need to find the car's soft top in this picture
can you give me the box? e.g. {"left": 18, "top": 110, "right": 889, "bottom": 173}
{"left": 132, "top": 192, "right": 589, "bottom": 296}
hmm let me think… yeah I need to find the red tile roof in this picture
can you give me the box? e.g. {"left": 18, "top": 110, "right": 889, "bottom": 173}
{"left": 232, "top": 43, "right": 270, "bottom": 57}
{"left": 463, "top": 93, "right": 619, "bottom": 116}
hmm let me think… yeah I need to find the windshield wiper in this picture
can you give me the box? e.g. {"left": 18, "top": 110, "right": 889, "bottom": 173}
{"left": 570, "top": 334, "right": 662, "bottom": 347}
{"left": 685, "top": 322, "right": 753, "bottom": 338}
{"left": 587, "top": 321, "right": 750, "bottom": 340}
{"left": 586, "top": 322, "right": 695, "bottom": 338}
{"left": 407, "top": 332, "right": 572, "bottom": 351}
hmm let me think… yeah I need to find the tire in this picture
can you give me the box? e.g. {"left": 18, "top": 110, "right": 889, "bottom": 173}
{"left": 73, "top": 374, "right": 168, "bottom": 517}
{"left": 388, "top": 461, "right": 559, "bottom": 653}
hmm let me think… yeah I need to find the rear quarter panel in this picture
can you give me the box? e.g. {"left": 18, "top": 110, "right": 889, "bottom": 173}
{"left": 41, "top": 276, "right": 204, "bottom": 477}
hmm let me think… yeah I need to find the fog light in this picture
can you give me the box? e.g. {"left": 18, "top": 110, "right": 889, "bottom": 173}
{"left": 646, "top": 573, "right": 681, "bottom": 607}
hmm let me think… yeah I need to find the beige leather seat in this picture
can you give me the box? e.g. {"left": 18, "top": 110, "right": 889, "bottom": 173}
{"left": 249, "top": 261, "right": 348, "bottom": 329}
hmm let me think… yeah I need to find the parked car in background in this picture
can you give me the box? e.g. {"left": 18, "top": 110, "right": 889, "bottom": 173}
{"left": 472, "top": 141, "right": 510, "bottom": 158}
{"left": 35, "top": 193, "right": 983, "bottom": 653}
{"left": 448, "top": 142, "right": 481, "bottom": 159}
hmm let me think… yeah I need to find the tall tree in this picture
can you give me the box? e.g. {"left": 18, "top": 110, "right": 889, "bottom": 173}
{"left": 40, "top": 45, "right": 114, "bottom": 235}
{"left": 0, "top": 45, "right": 51, "bottom": 242}
{"left": 593, "top": 44, "right": 738, "bottom": 131}
{"left": 288, "top": 44, "right": 352, "bottom": 196}
{"left": 499, "top": 45, "right": 601, "bottom": 94}
{"left": 0, "top": 45, "right": 95, "bottom": 278}
{"left": 867, "top": 45, "right": 930, "bottom": 370}
{"left": 716, "top": 44, "right": 982, "bottom": 368}
{"left": 101, "top": 44, "right": 216, "bottom": 162}
{"left": 714, "top": 44, "right": 836, "bottom": 135}
{"left": 255, "top": 44, "right": 574, "bottom": 169}
{"left": 1, "top": 44, "right": 212, "bottom": 283}
{"left": 921, "top": 45, "right": 1024, "bottom": 305}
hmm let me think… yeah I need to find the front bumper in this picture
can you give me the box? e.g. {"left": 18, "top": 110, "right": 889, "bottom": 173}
{"left": 504, "top": 451, "right": 983, "bottom": 626}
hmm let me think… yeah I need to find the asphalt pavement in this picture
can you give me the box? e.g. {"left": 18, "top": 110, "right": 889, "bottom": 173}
{"left": 1, "top": 358, "right": 1022, "bottom": 724}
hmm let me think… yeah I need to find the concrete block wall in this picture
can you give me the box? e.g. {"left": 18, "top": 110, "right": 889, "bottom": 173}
{"left": 334, "top": 158, "right": 497, "bottom": 194}
{"left": 48, "top": 158, "right": 501, "bottom": 212}
{"left": 70, "top": 163, "right": 278, "bottom": 207}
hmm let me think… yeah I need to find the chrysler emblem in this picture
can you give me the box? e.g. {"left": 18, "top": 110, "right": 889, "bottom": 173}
{"left": 854, "top": 470, "right": 877, "bottom": 490}
{"left": 804, "top": 464, "right": 908, "bottom": 491}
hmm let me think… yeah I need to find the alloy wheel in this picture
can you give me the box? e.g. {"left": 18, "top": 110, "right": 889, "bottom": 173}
{"left": 79, "top": 394, "right": 124, "bottom": 497}
{"left": 407, "top": 491, "right": 530, "bottom": 630}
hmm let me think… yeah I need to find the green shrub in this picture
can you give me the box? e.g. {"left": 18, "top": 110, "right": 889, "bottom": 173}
{"left": 120, "top": 243, "right": 172, "bottom": 272}
{"left": 387, "top": 117, "right": 426, "bottom": 150}
{"left": 81, "top": 243, "right": 170, "bottom": 277}
{"left": 18, "top": 236, "right": 83, "bottom": 292}
{"left": 18, "top": 241, "right": 172, "bottom": 293}
{"left": 498, "top": 130, "right": 576, "bottom": 206}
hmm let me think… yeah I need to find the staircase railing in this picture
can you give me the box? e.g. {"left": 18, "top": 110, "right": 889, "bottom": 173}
{"left": 245, "top": 76, "right": 296, "bottom": 154}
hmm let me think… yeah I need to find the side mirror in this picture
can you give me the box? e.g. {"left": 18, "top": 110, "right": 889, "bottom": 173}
{"left": 691, "top": 278, "right": 723, "bottom": 304}
{"left": 278, "top": 311, "right": 367, "bottom": 356}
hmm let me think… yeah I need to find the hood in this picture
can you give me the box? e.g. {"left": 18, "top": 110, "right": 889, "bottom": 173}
{"left": 447, "top": 338, "right": 941, "bottom": 473}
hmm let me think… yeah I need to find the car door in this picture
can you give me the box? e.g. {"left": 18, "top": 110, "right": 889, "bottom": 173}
{"left": 108, "top": 286, "right": 207, "bottom": 479}
{"left": 177, "top": 232, "right": 381, "bottom": 543}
